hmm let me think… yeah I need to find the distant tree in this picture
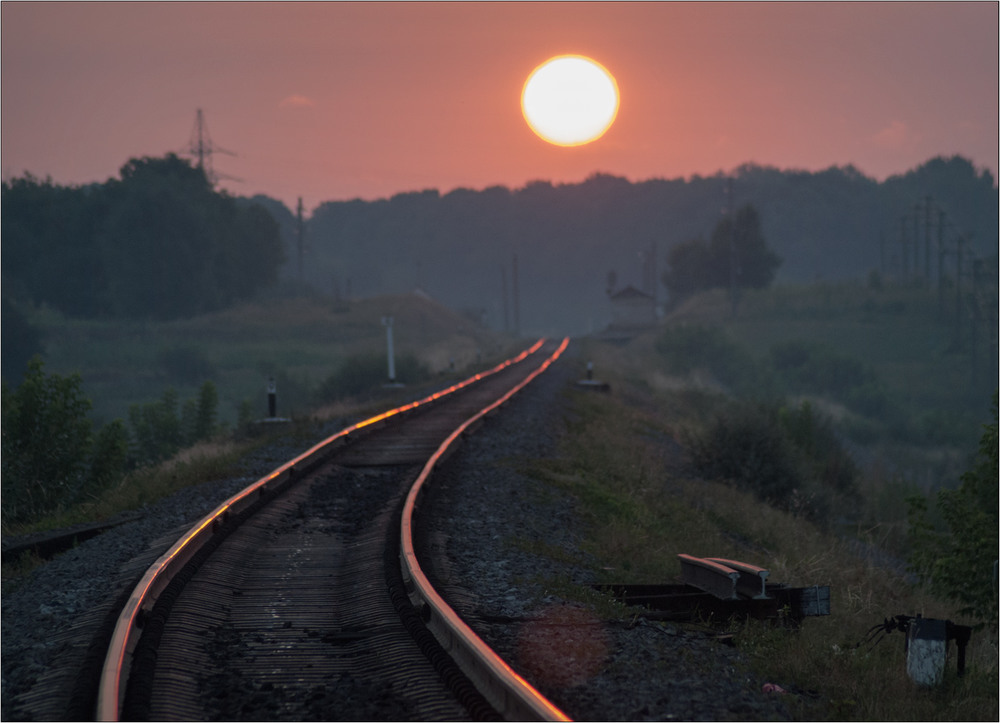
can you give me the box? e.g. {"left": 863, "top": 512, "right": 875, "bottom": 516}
{"left": 662, "top": 204, "right": 780, "bottom": 305}
{"left": 662, "top": 236, "right": 715, "bottom": 302}
{"left": 2, "top": 154, "right": 285, "bottom": 322}
{"left": 711, "top": 205, "right": 781, "bottom": 290}
{"left": 1, "top": 174, "right": 108, "bottom": 317}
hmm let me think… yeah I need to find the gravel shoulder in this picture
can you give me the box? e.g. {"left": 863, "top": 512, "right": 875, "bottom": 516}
{"left": 422, "top": 345, "right": 793, "bottom": 721}
{"left": 2, "top": 346, "right": 792, "bottom": 721}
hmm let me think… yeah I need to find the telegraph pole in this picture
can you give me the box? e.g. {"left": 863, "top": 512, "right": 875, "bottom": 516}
{"left": 937, "top": 210, "right": 946, "bottom": 317}
{"left": 500, "top": 266, "right": 509, "bottom": 332}
{"left": 727, "top": 177, "right": 737, "bottom": 318}
{"left": 296, "top": 197, "right": 306, "bottom": 282}
{"left": 955, "top": 235, "right": 964, "bottom": 348}
{"left": 511, "top": 253, "right": 520, "bottom": 336}
{"left": 924, "top": 195, "right": 932, "bottom": 283}
{"left": 900, "top": 216, "right": 909, "bottom": 280}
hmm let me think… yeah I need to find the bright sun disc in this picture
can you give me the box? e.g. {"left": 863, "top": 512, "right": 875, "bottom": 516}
{"left": 521, "top": 55, "right": 619, "bottom": 147}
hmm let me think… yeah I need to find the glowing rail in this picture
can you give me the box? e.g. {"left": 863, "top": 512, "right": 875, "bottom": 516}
{"left": 400, "top": 337, "right": 571, "bottom": 721}
{"left": 95, "top": 339, "right": 547, "bottom": 721}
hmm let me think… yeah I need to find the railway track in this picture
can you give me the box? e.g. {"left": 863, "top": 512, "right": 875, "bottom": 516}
{"left": 96, "top": 338, "right": 570, "bottom": 721}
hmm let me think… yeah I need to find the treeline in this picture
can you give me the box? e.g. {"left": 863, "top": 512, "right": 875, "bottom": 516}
{"left": 291, "top": 155, "right": 996, "bottom": 333}
{"left": 2, "top": 154, "right": 285, "bottom": 321}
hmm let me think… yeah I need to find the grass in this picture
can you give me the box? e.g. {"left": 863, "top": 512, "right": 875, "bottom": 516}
{"left": 521, "top": 341, "right": 997, "bottom": 721}
{"left": 27, "top": 292, "right": 513, "bottom": 427}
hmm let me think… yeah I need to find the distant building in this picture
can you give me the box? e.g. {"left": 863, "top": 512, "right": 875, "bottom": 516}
{"left": 608, "top": 284, "right": 656, "bottom": 329}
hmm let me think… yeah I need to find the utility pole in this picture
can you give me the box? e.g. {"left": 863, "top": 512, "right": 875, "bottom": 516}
{"left": 955, "top": 235, "right": 964, "bottom": 349}
{"left": 650, "top": 240, "right": 658, "bottom": 309}
{"left": 879, "top": 230, "right": 886, "bottom": 278}
{"left": 900, "top": 216, "right": 909, "bottom": 280}
{"left": 727, "top": 177, "right": 737, "bottom": 318}
{"left": 924, "top": 195, "right": 932, "bottom": 283}
{"left": 511, "top": 253, "right": 520, "bottom": 336}
{"left": 971, "top": 258, "right": 981, "bottom": 390}
{"left": 937, "top": 210, "right": 946, "bottom": 317}
{"left": 500, "top": 265, "right": 509, "bottom": 332}
{"left": 296, "top": 197, "right": 306, "bottom": 283}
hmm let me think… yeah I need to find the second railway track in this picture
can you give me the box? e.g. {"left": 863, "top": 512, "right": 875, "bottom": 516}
{"left": 97, "top": 338, "right": 570, "bottom": 721}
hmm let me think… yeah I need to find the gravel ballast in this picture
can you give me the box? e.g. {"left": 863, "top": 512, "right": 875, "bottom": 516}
{"left": 2, "top": 346, "right": 792, "bottom": 720}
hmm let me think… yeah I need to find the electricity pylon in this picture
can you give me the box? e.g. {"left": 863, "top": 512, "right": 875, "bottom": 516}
{"left": 183, "top": 109, "right": 240, "bottom": 185}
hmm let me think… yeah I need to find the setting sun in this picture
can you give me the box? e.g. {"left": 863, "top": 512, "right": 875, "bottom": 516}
{"left": 521, "top": 55, "right": 620, "bottom": 147}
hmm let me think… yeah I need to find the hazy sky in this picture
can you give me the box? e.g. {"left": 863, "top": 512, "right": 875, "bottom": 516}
{"left": 2, "top": 2, "right": 997, "bottom": 211}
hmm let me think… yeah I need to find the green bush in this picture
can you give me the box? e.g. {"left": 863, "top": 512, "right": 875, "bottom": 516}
{"left": 686, "top": 400, "right": 859, "bottom": 521}
{"left": 771, "top": 340, "right": 873, "bottom": 394}
{"left": 127, "top": 381, "right": 219, "bottom": 466}
{"left": 655, "top": 325, "right": 775, "bottom": 398}
{"left": 318, "top": 352, "right": 429, "bottom": 401}
{"left": 1, "top": 356, "right": 128, "bottom": 525}
{"left": 686, "top": 403, "right": 803, "bottom": 507}
{"left": 907, "top": 391, "right": 999, "bottom": 628}
{"left": 157, "top": 345, "right": 216, "bottom": 384}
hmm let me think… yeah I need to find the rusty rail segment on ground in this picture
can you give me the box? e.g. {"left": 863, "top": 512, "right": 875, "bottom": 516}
{"left": 598, "top": 554, "right": 830, "bottom": 624}
{"left": 95, "top": 338, "right": 570, "bottom": 722}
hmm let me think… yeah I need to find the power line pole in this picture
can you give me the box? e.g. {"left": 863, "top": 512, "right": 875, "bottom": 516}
{"left": 900, "top": 215, "right": 908, "bottom": 280}
{"left": 511, "top": 253, "right": 520, "bottom": 336}
{"left": 727, "top": 177, "right": 737, "bottom": 318}
{"left": 500, "top": 265, "right": 509, "bottom": 332}
{"left": 924, "top": 195, "right": 932, "bottom": 283}
{"left": 955, "top": 234, "right": 964, "bottom": 349}
{"left": 937, "top": 210, "right": 946, "bottom": 317}
{"left": 879, "top": 230, "right": 886, "bottom": 278}
{"left": 296, "top": 197, "right": 306, "bottom": 282}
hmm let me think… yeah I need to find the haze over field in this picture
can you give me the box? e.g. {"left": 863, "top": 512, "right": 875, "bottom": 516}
{"left": 2, "top": 2, "right": 997, "bottom": 210}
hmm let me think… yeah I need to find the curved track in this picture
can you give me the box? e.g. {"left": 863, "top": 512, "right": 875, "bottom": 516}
{"left": 97, "top": 339, "right": 570, "bottom": 721}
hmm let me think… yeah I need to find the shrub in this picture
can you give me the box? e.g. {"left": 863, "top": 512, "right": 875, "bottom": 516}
{"left": 128, "top": 382, "right": 220, "bottom": 466}
{"left": 157, "top": 345, "right": 215, "bottom": 384}
{"left": 770, "top": 339, "right": 873, "bottom": 395}
{"left": 907, "top": 391, "right": 999, "bottom": 628}
{"left": 655, "top": 325, "right": 775, "bottom": 398}
{"left": 686, "top": 400, "right": 859, "bottom": 521}
{"left": 128, "top": 389, "right": 183, "bottom": 465}
{"left": 318, "top": 352, "right": 429, "bottom": 401}
{"left": 1, "top": 356, "right": 127, "bottom": 525}
{"left": 778, "top": 401, "right": 858, "bottom": 497}
{"left": 686, "top": 403, "right": 802, "bottom": 507}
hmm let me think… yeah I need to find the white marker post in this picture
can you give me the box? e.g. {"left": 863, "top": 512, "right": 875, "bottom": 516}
{"left": 267, "top": 377, "right": 277, "bottom": 418}
{"left": 382, "top": 316, "right": 396, "bottom": 383}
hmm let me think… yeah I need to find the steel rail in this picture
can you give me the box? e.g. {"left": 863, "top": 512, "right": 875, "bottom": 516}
{"left": 678, "top": 553, "right": 741, "bottom": 600}
{"left": 400, "top": 337, "right": 572, "bottom": 722}
{"left": 705, "top": 557, "right": 770, "bottom": 599}
{"left": 95, "top": 339, "right": 547, "bottom": 721}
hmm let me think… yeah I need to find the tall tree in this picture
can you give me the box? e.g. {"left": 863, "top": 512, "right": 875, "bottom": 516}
{"left": 662, "top": 204, "right": 781, "bottom": 305}
{"left": 2, "top": 154, "right": 285, "bottom": 321}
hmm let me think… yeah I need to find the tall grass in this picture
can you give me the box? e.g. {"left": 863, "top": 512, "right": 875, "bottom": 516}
{"left": 529, "top": 349, "right": 997, "bottom": 720}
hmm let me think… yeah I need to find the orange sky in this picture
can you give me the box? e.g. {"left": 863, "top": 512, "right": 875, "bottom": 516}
{"left": 2, "top": 2, "right": 997, "bottom": 211}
